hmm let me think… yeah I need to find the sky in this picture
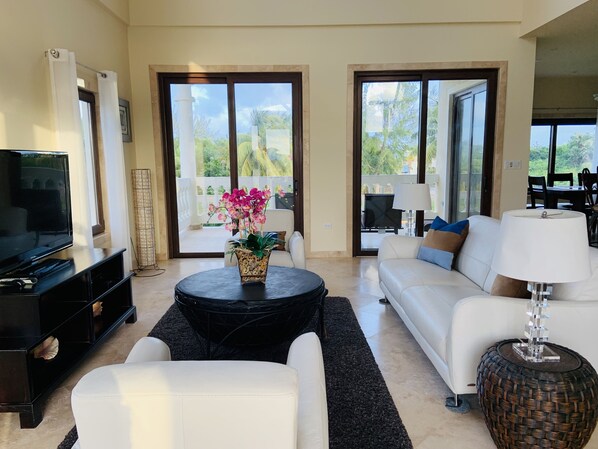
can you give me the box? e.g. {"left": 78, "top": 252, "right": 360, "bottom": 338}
{"left": 530, "top": 124, "right": 595, "bottom": 147}
{"left": 171, "top": 83, "right": 292, "bottom": 140}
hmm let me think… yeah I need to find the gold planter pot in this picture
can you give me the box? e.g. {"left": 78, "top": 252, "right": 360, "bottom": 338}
{"left": 234, "top": 248, "right": 271, "bottom": 284}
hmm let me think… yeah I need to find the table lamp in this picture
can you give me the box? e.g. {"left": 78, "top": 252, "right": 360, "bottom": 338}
{"left": 491, "top": 209, "right": 591, "bottom": 362}
{"left": 393, "top": 183, "right": 431, "bottom": 237}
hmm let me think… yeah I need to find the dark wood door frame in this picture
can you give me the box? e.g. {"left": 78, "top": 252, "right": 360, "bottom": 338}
{"left": 352, "top": 69, "right": 498, "bottom": 256}
{"left": 158, "top": 72, "right": 304, "bottom": 258}
{"left": 449, "top": 82, "right": 491, "bottom": 221}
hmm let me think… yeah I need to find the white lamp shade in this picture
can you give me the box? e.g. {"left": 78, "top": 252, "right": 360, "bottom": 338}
{"left": 393, "top": 183, "right": 432, "bottom": 211}
{"left": 491, "top": 209, "right": 591, "bottom": 283}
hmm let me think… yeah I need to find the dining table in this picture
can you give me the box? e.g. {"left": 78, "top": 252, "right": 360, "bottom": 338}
{"left": 535, "top": 185, "right": 587, "bottom": 212}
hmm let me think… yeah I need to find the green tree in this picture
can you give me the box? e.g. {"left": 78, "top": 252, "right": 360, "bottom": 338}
{"left": 236, "top": 109, "right": 293, "bottom": 176}
{"left": 361, "top": 81, "right": 421, "bottom": 175}
{"left": 555, "top": 133, "right": 593, "bottom": 173}
{"left": 200, "top": 137, "right": 229, "bottom": 177}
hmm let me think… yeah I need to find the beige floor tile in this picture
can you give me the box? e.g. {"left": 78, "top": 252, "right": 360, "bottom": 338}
{"left": 1, "top": 256, "right": 597, "bottom": 449}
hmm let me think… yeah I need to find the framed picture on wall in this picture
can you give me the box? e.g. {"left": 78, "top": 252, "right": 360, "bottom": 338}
{"left": 119, "top": 98, "right": 132, "bottom": 142}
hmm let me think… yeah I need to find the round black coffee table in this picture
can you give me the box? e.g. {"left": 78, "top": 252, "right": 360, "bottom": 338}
{"left": 174, "top": 266, "right": 327, "bottom": 357}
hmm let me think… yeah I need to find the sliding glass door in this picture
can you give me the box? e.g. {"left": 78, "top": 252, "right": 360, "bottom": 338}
{"left": 160, "top": 73, "right": 303, "bottom": 257}
{"left": 353, "top": 70, "right": 497, "bottom": 256}
{"left": 450, "top": 83, "right": 487, "bottom": 222}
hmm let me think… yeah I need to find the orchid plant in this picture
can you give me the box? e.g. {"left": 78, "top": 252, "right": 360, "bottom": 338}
{"left": 208, "top": 187, "right": 285, "bottom": 258}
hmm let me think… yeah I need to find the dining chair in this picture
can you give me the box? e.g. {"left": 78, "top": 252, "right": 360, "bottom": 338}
{"left": 580, "top": 171, "right": 598, "bottom": 243}
{"left": 578, "top": 168, "right": 592, "bottom": 186}
{"left": 547, "top": 172, "right": 574, "bottom": 187}
{"left": 580, "top": 171, "right": 598, "bottom": 207}
{"left": 547, "top": 173, "right": 574, "bottom": 209}
{"left": 527, "top": 175, "right": 548, "bottom": 209}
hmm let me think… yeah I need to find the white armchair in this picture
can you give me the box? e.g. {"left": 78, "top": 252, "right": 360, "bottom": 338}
{"left": 224, "top": 209, "right": 306, "bottom": 269}
{"left": 71, "top": 332, "right": 328, "bottom": 449}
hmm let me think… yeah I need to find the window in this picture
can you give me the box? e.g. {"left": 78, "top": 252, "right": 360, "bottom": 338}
{"left": 78, "top": 88, "right": 105, "bottom": 235}
{"left": 529, "top": 119, "right": 596, "bottom": 178}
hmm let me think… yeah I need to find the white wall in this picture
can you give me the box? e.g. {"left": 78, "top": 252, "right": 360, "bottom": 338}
{"left": 98, "top": 0, "right": 130, "bottom": 23}
{"left": 520, "top": 0, "right": 589, "bottom": 36}
{"left": 1, "top": 0, "right": 547, "bottom": 258}
{"left": 533, "top": 77, "right": 598, "bottom": 117}
{"left": 129, "top": 0, "right": 522, "bottom": 27}
{"left": 0, "top": 0, "right": 135, "bottom": 249}
{"left": 128, "top": 22, "right": 536, "bottom": 256}
{"left": 0, "top": 0, "right": 132, "bottom": 150}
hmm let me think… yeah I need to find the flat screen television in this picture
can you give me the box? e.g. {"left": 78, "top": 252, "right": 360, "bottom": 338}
{"left": 0, "top": 150, "right": 73, "bottom": 276}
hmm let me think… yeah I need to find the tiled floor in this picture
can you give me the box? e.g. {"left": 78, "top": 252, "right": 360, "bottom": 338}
{"left": 1, "top": 257, "right": 597, "bottom": 449}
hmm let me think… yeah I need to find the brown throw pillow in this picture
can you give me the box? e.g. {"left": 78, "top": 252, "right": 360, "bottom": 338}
{"left": 491, "top": 274, "right": 531, "bottom": 299}
{"left": 416, "top": 217, "right": 469, "bottom": 270}
{"left": 271, "top": 231, "right": 286, "bottom": 251}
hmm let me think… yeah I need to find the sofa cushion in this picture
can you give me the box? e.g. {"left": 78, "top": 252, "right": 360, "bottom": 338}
{"left": 552, "top": 245, "right": 598, "bottom": 301}
{"left": 456, "top": 215, "right": 501, "bottom": 291}
{"left": 490, "top": 274, "right": 530, "bottom": 298}
{"left": 269, "top": 250, "right": 295, "bottom": 268}
{"left": 270, "top": 231, "right": 287, "bottom": 251}
{"left": 417, "top": 217, "right": 469, "bottom": 270}
{"left": 378, "top": 258, "right": 480, "bottom": 306}
{"left": 401, "top": 285, "right": 489, "bottom": 362}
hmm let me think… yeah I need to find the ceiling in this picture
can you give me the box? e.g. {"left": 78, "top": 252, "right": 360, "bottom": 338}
{"left": 533, "top": 0, "right": 598, "bottom": 78}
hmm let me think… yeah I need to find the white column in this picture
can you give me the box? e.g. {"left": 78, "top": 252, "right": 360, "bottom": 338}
{"left": 171, "top": 85, "right": 201, "bottom": 229}
{"left": 46, "top": 48, "right": 94, "bottom": 248}
{"left": 97, "top": 71, "right": 132, "bottom": 272}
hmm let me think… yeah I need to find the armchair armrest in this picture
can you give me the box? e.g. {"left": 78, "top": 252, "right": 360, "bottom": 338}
{"left": 377, "top": 235, "right": 423, "bottom": 265}
{"left": 289, "top": 231, "right": 306, "bottom": 269}
{"left": 224, "top": 238, "right": 237, "bottom": 267}
{"left": 286, "top": 333, "right": 328, "bottom": 449}
{"left": 125, "top": 337, "right": 171, "bottom": 363}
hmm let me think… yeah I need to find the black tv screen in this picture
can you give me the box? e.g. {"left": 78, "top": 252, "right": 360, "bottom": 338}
{"left": 0, "top": 150, "right": 73, "bottom": 276}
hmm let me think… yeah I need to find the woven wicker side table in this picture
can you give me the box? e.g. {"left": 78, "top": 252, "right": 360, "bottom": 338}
{"left": 477, "top": 340, "right": 598, "bottom": 449}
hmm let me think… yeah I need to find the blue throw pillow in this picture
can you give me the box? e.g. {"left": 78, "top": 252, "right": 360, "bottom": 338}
{"left": 416, "top": 216, "right": 469, "bottom": 270}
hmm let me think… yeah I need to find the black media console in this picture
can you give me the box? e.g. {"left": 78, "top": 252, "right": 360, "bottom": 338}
{"left": 0, "top": 247, "right": 136, "bottom": 428}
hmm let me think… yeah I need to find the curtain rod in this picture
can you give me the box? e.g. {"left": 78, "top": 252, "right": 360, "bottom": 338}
{"left": 46, "top": 49, "right": 107, "bottom": 78}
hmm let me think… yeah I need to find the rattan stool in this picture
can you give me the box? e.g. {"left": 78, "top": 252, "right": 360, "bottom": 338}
{"left": 477, "top": 340, "right": 598, "bottom": 449}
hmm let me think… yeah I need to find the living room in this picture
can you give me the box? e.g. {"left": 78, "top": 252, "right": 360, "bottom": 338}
{"left": 1, "top": 0, "right": 598, "bottom": 448}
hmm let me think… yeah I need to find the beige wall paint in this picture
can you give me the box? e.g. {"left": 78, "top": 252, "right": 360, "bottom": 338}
{"left": 520, "top": 0, "right": 588, "bottom": 36}
{"left": 0, "top": 0, "right": 132, "bottom": 149}
{"left": 533, "top": 77, "right": 598, "bottom": 117}
{"left": 0, "top": 0, "right": 135, "bottom": 249}
{"left": 98, "top": 0, "right": 130, "bottom": 24}
{"left": 128, "top": 23, "right": 536, "bottom": 257}
{"left": 129, "top": 0, "right": 522, "bottom": 27}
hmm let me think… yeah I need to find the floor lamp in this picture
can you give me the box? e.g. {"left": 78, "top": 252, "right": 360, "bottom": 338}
{"left": 393, "top": 183, "right": 431, "bottom": 237}
{"left": 491, "top": 209, "right": 591, "bottom": 362}
{"left": 131, "top": 169, "right": 159, "bottom": 270}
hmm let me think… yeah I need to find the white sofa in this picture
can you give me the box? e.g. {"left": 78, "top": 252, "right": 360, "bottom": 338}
{"left": 378, "top": 215, "right": 598, "bottom": 397}
{"left": 71, "top": 332, "right": 328, "bottom": 449}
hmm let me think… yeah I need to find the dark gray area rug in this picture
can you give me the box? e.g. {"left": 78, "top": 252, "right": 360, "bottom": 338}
{"left": 58, "top": 297, "right": 412, "bottom": 449}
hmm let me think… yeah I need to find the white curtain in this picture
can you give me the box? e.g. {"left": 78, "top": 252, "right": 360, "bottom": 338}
{"left": 46, "top": 48, "right": 94, "bottom": 248}
{"left": 97, "top": 72, "right": 132, "bottom": 272}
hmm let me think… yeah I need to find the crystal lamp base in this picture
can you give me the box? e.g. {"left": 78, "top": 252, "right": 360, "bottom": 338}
{"left": 512, "top": 341, "right": 561, "bottom": 363}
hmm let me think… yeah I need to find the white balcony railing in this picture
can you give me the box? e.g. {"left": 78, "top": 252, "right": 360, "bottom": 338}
{"left": 176, "top": 174, "right": 442, "bottom": 235}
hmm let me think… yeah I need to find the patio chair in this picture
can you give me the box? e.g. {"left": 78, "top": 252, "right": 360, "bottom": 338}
{"left": 224, "top": 209, "right": 305, "bottom": 269}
